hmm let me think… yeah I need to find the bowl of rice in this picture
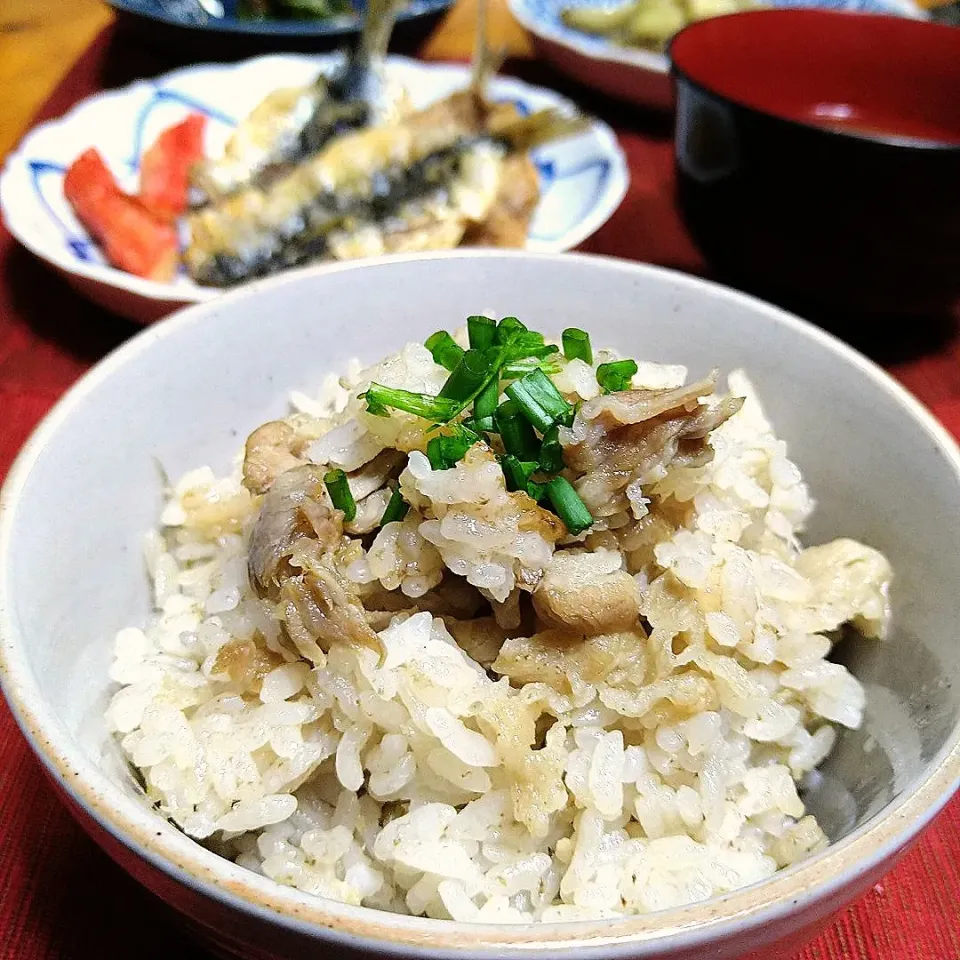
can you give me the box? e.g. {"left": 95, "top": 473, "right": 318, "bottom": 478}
{"left": 1, "top": 251, "right": 958, "bottom": 960}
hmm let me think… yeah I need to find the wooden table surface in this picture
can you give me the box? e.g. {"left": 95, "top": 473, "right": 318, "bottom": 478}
{"left": 0, "top": 0, "right": 533, "bottom": 160}
{"left": 0, "top": 0, "right": 111, "bottom": 159}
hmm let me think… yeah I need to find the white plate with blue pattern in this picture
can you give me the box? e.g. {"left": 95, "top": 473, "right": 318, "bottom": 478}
{"left": 0, "top": 54, "right": 628, "bottom": 324}
{"left": 509, "top": 0, "right": 926, "bottom": 109}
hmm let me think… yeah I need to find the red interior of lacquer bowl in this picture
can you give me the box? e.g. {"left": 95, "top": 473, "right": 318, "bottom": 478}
{"left": 670, "top": 10, "right": 960, "bottom": 147}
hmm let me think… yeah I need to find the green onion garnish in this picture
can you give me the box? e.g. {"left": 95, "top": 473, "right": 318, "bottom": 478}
{"left": 527, "top": 480, "right": 547, "bottom": 503}
{"left": 425, "top": 331, "right": 465, "bottom": 372}
{"left": 367, "top": 320, "right": 562, "bottom": 427}
{"left": 464, "top": 415, "right": 496, "bottom": 434}
{"left": 324, "top": 469, "right": 356, "bottom": 522}
{"left": 427, "top": 425, "right": 480, "bottom": 471}
{"left": 474, "top": 377, "right": 500, "bottom": 420}
{"left": 502, "top": 357, "right": 563, "bottom": 379}
{"left": 363, "top": 384, "right": 461, "bottom": 421}
{"left": 467, "top": 315, "right": 497, "bottom": 352}
{"left": 364, "top": 394, "right": 389, "bottom": 417}
{"left": 439, "top": 349, "right": 490, "bottom": 402}
{"left": 562, "top": 328, "right": 593, "bottom": 364}
{"left": 501, "top": 455, "right": 540, "bottom": 493}
{"left": 380, "top": 487, "right": 409, "bottom": 526}
{"left": 495, "top": 316, "right": 527, "bottom": 344}
{"left": 597, "top": 359, "right": 639, "bottom": 393}
{"left": 501, "top": 456, "right": 547, "bottom": 502}
{"left": 426, "top": 438, "right": 447, "bottom": 471}
{"left": 505, "top": 369, "right": 573, "bottom": 433}
{"left": 545, "top": 477, "right": 593, "bottom": 535}
{"left": 503, "top": 335, "right": 557, "bottom": 364}
{"left": 539, "top": 424, "right": 564, "bottom": 474}
{"left": 495, "top": 399, "right": 540, "bottom": 460}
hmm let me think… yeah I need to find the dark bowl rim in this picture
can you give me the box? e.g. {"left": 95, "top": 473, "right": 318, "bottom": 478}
{"left": 106, "top": 0, "right": 454, "bottom": 38}
{"left": 667, "top": 9, "right": 960, "bottom": 154}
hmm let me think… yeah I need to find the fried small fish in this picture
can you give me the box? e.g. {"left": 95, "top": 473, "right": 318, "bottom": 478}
{"left": 186, "top": 0, "right": 587, "bottom": 285}
{"left": 191, "top": 0, "right": 408, "bottom": 203}
{"left": 185, "top": 98, "right": 585, "bottom": 285}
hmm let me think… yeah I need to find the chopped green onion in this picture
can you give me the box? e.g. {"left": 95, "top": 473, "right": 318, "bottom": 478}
{"left": 509, "top": 329, "right": 544, "bottom": 348}
{"left": 597, "top": 359, "right": 639, "bottom": 393}
{"left": 526, "top": 480, "right": 547, "bottom": 503}
{"left": 545, "top": 477, "right": 594, "bottom": 535}
{"left": 426, "top": 438, "right": 446, "bottom": 470}
{"left": 495, "top": 316, "right": 527, "bottom": 344}
{"left": 363, "top": 384, "right": 461, "bottom": 421}
{"left": 324, "top": 469, "right": 356, "bottom": 522}
{"left": 501, "top": 455, "right": 532, "bottom": 492}
{"left": 426, "top": 425, "right": 480, "bottom": 470}
{"left": 452, "top": 423, "right": 482, "bottom": 445}
{"left": 467, "top": 315, "right": 497, "bottom": 352}
{"left": 502, "top": 357, "right": 563, "bottom": 379}
{"left": 474, "top": 378, "right": 500, "bottom": 420}
{"left": 562, "top": 328, "right": 593, "bottom": 364}
{"left": 425, "top": 331, "right": 464, "bottom": 371}
{"left": 380, "top": 487, "right": 409, "bottom": 526}
{"left": 464, "top": 414, "right": 496, "bottom": 434}
{"left": 503, "top": 336, "right": 557, "bottom": 365}
{"left": 439, "top": 349, "right": 490, "bottom": 402}
{"left": 539, "top": 424, "right": 564, "bottom": 473}
{"left": 495, "top": 400, "right": 540, "bottom": 460}
{"left": 368, "top": 323, "right": 570, "bottom": 429}
{"left": 501, "top": 457, "right": 547, "bottom": 502}
{"left": 505, "top": 369, "right": 573, "bottom": 433}
{"left": 364, "top": 393, "right": 389, "bottom": 417}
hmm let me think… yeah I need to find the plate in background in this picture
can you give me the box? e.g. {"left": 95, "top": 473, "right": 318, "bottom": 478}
{"left": 0, "top": 54, "right": 628, "bottom": 324}
{"left": 509, "top": 0, "right": 927, "bottom": 109}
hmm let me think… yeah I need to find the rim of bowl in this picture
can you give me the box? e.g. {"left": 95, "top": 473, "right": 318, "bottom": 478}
{"left": 506, "top": 0, "right": 671, "bottom": 77}
{"left": 106, "top": 0, "right": 454, "bottom": 37}
{"left": 1, "top": 250, "right": 959, "bottom": 955}
{"left": 668, "top": 9, "right": 960, "bottom": 153}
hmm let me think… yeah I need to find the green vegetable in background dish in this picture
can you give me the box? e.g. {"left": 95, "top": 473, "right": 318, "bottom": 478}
{"left": 561, "top": 0, "right": 766, "bottom": 52}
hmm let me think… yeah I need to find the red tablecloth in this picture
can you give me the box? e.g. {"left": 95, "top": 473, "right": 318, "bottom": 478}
{"left": 0, "top": 21, "right": 958, "bottom": 960}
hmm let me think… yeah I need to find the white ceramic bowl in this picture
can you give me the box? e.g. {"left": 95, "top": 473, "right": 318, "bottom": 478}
{"left": 1, "top": 252, "right": 958, "bottom": 960}
{"left": 508, "top": 0, "right": 926, "bottom": 110}
{"left": 0, "top": 56, "right": 627, "bottom": 324}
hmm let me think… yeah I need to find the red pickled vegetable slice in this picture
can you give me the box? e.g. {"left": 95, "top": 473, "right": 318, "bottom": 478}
{"left": 63, "top": 148, "right": 179, "bottom": 282}
{"left": 138, "top": 113, "right": 207, "bottom": 223}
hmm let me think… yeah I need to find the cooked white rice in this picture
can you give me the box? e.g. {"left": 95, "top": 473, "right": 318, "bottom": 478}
{"left": 106, "top": 335, "right": 891, "bottom": 922}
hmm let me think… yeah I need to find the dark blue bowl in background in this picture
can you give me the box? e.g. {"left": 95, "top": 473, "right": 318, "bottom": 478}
{"left": 108, "top": 0, "right": 454, "bottom": 36}
{"left": 107, "top": 0, "right": 454, "bottom": 54}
